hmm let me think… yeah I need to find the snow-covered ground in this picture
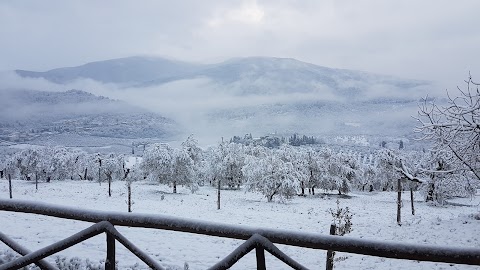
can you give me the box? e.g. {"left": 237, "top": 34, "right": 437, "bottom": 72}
{"left": 1, "top": 179, "right": 479, "bottom": 269}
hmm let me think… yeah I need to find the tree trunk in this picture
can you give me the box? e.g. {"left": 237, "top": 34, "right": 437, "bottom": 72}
{"left": 410, "top": 187, "right": 415, "bottom": 215}
{"left": 35, "top": 173, "right": 38, "bottom": 191}
{"left": 268, "top": 184, "right": 281, "bottom": 202}
{"left": 173, "top": 180, "right": 177, "bottom": 194}
{"left": 397, "top": 179, "right": 402, "bottom": 226}
{"left": 84, "top": 167, "right": 88, "bottom": 181}
{"left": 426, "top": 182, "right": 435, "bottom": 202}
{"left": 301, "top": 181, "right": 305, "bottom": 195}
{"left": 217, "top": 179, "right": 221, "bottom": 210}
{"left": 312, "top": 186, "right": 315, "bottom": 195}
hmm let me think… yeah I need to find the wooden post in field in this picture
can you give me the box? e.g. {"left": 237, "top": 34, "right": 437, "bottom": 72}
{"left": 8, "top": 174, "right": 12, "bottom": 199}
{"left": 217, "top": 179, "right": 221, "bottom": 210}
{"left": 397, "top": 178, "right": 402, "bottom": 225}
{"left": 128, "top": 183, "right": 132, "bottom": 213}
{"left": 410, "top": 187, "right": 415, "bottom": 215}
{"left": 326, "top": 224, "right": 336, "bottom": 270}
{"left": 108, "top": 176, "right": 112, "bottom": 197}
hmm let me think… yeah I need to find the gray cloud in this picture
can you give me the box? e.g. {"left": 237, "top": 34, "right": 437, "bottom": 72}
{"left": 1, "top": 0, "right": 479, "bottom": 89}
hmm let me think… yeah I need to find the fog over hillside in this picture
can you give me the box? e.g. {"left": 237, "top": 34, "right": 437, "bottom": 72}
{"left": 1, "top": 56, "right": 437, "bottom": 145}
{"left": 0, "top": 88, "right": 180, "bottom": 149}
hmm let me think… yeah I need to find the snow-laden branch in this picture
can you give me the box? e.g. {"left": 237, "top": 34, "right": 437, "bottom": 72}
{"left": 415, "top": 76, "right": 480, "bottom": 182}
{"left": 397, "top": 160, "right": 424, "bottom": 183}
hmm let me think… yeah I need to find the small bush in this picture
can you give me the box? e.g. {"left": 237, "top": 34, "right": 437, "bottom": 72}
{"left": 328, "top": 199, "right": 353, "bottom": 236}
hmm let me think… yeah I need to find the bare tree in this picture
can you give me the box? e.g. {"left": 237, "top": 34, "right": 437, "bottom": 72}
{"left": 415, "top": 74, "right": 479, "bottom": 197}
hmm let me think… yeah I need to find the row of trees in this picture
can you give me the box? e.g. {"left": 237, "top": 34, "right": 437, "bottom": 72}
{"left": 1, "top": 147, "right": 125, "bottom": 184}
{"left": 0, "top": 137, "right": 476, "bottom": 204}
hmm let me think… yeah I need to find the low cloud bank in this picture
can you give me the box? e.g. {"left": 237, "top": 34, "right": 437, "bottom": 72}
{"left": 0, "top": 71, "right": 438, "bottom": 142}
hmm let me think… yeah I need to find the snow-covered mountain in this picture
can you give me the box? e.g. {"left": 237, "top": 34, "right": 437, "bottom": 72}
{"left": 0, "top": 89, "right": 180, "bottom": 145}
{"left": 15, "top": 56, "right": 428, "bottom": 98}
{"left": 11, "top": 56, "right": 433, "bottom": 140}
{"left": 16, "top": 56, "right": 201, "bottom": 85}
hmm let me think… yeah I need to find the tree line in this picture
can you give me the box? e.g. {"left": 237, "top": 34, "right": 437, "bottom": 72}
{"left": 0, "top": 137, "right": 475, "bottom": 204}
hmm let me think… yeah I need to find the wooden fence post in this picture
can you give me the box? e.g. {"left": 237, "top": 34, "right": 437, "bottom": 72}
{"left": 217, "top": 179, "right": 221, "bottom": 210}
{"left": 410, "top": 187, "right": 415, "bottom": 215}
{"left": 8, "top": 174, "right": 12, "bottom": 199}
{"left": 105, "top": 233, "right": 116, "bottom": 270}
{"left": 256, "top": 246, "right": 266, "bottom": 270}
{"left": 128, "top": 183, "right": 132, "bottom": 213}
{"left": 397, "top": 179, "right": 402, "bottom": 225}
{"left": 326, "top": 224, "right": 336, "bottom": 270}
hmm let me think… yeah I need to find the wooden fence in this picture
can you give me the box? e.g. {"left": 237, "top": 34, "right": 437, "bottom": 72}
{"left": 1, "top": 199, "right": 480, "bottom": 269}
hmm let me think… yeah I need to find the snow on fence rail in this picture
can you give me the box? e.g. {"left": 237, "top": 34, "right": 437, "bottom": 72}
{"left": 1, "top": 199, "right": 480, "bottom": 269}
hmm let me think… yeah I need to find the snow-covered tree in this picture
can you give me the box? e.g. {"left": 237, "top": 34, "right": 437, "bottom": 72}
{"left": 47, "top": 146, "right": 80, "bottom": 181}
{"left": 9, "top": 148, "right": 40, "bottom": 180}
{"left": 416, "top": 76, "right": 480, "bottom": 199}
{"left": 72, "top": 151, "right": 92, "bottom": 181}
{"left": 420, "top": 149, "right": 475, "bottom": 204}
{"left": 102, "top": 153, "right": 125, "bottom": 196}
{"left": 277, "top": 145, "right": 309, "bottom": 195}
{"left": 358, "top": 164, "right": 376, "bottom": 192}
{"left": 210, "top": 142, "right": 245, "bottom": 189}
{"left": 243, "top": 149, "right": 300, "bottom": 202}
{"left": 141, "top": 143, "right": 175, "bottom": 188}
{"left": 0, "top": 155, "right": 6, "bottom": 179}
{"left": 376, "top": 149, "right": 425, "bottom": 187}
{"left": 305, "top": 149, "right": 325, "bottom": 195}
{"left": 180, "top": 135, "right": 205, "bottom": 190}
{"left": 171, "top": 147, "right": 196, "bottom": 193}
{"left": 317, "top": 148, "right": 359, "bottom": 195}
{"left": 141, "top": 140, "right": 201, "bottom": 194}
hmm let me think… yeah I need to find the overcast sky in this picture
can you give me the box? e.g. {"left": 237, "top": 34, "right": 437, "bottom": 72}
{"left": 1, "top": 0, "right": 479, "bottom": 89}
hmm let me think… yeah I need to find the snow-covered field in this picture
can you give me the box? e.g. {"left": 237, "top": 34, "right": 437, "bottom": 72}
{"left": 1, "top": 179, "right": 479, "bottom": 269}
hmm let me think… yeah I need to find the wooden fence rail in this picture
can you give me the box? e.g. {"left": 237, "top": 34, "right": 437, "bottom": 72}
{"left": 1, "top": 199, "right": 480, "bottom": 269}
